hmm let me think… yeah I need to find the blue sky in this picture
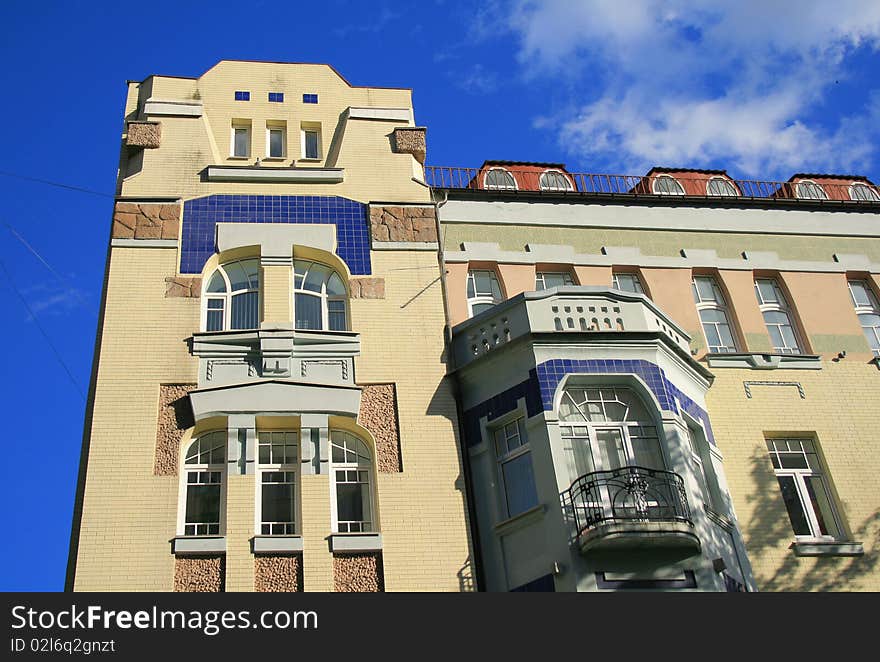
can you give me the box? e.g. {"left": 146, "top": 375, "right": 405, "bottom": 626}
{"left": 1, "top": 0, "right": 879, "bottom": 591}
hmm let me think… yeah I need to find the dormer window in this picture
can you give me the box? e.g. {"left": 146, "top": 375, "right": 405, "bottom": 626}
{"left": 849, "top": 182, "right": 880, "bottom": 201}
{"left": 484, "top": 168, "right": 517, "bottom": 190}
{"left": 707, "top": 177, "right": 739, "bottom": 197}
{"left": 203, "top": 258, "right": 260, "bottom": 331}
{"left": 539, "top": 170, "right": 573, "bottom": 192}
{"left": 795, "top": 180, "right": 827, "bottom": 200}
{"left": 652, "top": 175, "right": 684, "bottom": 195}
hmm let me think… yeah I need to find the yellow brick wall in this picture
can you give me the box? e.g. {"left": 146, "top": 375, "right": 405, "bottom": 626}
{"left": 261, "top": 265, "right": 291, "bottom": 323}
{"left": 224, "top": 474, "right": 255, "bottom": 592}
{"left": 300, "top": 474, "right": 333, "bottom": 592}
{"left": 707, "top": 362, "right": 880, "bottom": 591}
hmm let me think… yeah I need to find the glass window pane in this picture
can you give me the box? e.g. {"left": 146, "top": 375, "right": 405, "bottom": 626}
{"left": 776, "top": 476, "right": 811, "bottom": 536}
{"left": 804, "top": 477, "right": 841, "bottom": 538}
{"left": 206, "top": 308, "right": 224, "bottom": 332}
{"left": 269, "top": 129, "right": 284, "bottom": 157}
{"left": 262, "top": 481, "right": 295, "bottom": 525}
{"left": 337, "top": 483, "right": 364, "bottom": 523}
{"left": 234, "top": 128, "right": 249, "bottom": 156}
{"left": 502, "top": 452, "right": 538, "bottom": 516}
{"left": 303, "top": 263, "right": 330, "bottom": 292}
{"left": 294, "top": 261, "right": 309, "bottom": 289}
{"left": 185, "top": 481, "right": 221, "bottom": 528}
{"left": 327, "top": 273, "right": 345, "bottom": 296}
{"left": 304, "top": 131, "right": 319, "bottom": 159}
{"left": 207, "top": 271, "right": 227, "bottom": 293}
{"left": 295, "top": 293, "right": 322, "bottom": 330}
{"left": 695, "top": 277, "right": 716, "bottom": 302}
{"left": 328, "top": 300, "right": 346, "bottom": 331}
{"left": 472, "top": 302, "right": 494, "bottom": 316}
{"left": 231, "top": 291, "right": 259, "bottom": 329}
{"left": 595, "top": 429, "right": 626, "bottom": 470}
{"left": 630, "top": 435, "right": 664, "bottom": 470}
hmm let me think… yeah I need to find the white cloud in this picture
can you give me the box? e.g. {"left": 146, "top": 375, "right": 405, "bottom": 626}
{"left": 502, "top": 0, "right": 880, "bottom": 176}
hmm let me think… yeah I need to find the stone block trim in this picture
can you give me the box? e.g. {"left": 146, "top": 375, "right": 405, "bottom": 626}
{"left": 369, "top": 205, "right": 437, "bottom": 243}
{"left": 349, "top": 277, "right": 386, "bottom": 299}
{"left": 254, "top": 555, "right": 303, "bottom": 592}
{"left": 165, "top": 276, "right": 202, "bottom": 298}
{"left": 333, "top": 552, "right": 384, "bottom": 592}
{"left": 358, "top": 384, "right": 401, "bottom": 472}
{"left": 173, "top": 555, "right": 224, "bottom": 592}
{"left": 126, "top": 121, "right": 161, "bottom": 149}
{"left": 155, "top": 384, "right": 197, "bottom": 476}
{"left": 112, "top": 201, "right": 180, "bottom": 240}
{"left": 392, "top": 126, "right": 426, "bottom": 163}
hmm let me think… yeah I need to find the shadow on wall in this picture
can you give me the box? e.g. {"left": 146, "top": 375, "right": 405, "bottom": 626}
{"left": 457, "top": 557, "right": 475, "bottom": 592}
{"left": 744, "top": 449, "right": 879, "bottom": 591}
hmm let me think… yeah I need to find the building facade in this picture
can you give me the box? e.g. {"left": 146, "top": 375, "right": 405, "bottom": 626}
{"left": 430, "top": 162, "right": 880, "bottom": 591}
{"left": 67, "top": 61, "right": 473, "bottom": 592}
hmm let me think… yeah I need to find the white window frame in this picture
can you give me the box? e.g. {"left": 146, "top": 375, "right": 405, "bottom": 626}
{"left": 754, "top": 278, "right": 803, "bottom": 354}
{"left": 202, "top": 258, "right": 261, "bottom": 332}
{"left": 692, "top": 275, "right": 739, "bottom": 353}
{"left": 256, "top": 431, "right": 299, "bottom": 536}
{"left": 847, "top": 279, "right": 880, "bottom": 356}
{"left": 766, "top": 438, "right": 843, "bottom": 541}
{"left": 483, "top": 167, "right": 517, "bottom": 191}
{"left": 795, "top": 179, "right": 827, "bottom": 200}
{"left": 493, "top": 416, "right": 538, "bottom": 519}
{"left": 329, "top": 430, "right": 376, "bottom": 533}
{"left": 706, "top": 176, "right": 739, "bottom": 197}
{"left": 230, "top": 123, "right": 251, "bottom": 158}
{"left": 612, "top": 271, "right": 645, "bottom": 295}
{"left": 535, "top": 271, "right": 573, "bottom": 290}
{"left": 539, "top": 169, "right": 573, "bottom": 192}
{"left": 849, "top": 182, "right": 880, "bottom": 201}
{"left": 266, "top": 124, "right": 286, "bottom": 159}
{"left": 467, "top": 269, "right": 503, "bottom": 317}
{"left": 300, "top": 126, "right": 321, "bottom": 160}
{"left": 652, "top": 174, "right": 685, "bottom": 195}
{"left": 292, "top": 260, "right": 348, "bottom": 331}
{"left": 178, "top": 431, "right": 227, "bottom": 537}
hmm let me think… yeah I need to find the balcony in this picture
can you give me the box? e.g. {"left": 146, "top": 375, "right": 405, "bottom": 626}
{"left": 563, "top": 466, "right": 700, "bottom": 553}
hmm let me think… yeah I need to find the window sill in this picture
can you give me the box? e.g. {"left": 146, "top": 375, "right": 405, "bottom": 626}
{"left": 329, "top": 533, "right": 382, "bottom": 552}
{"left": 790, "top": 540, "right": 864, "bottom": 557}
{"left": 227, "top": 156, "right": 250, "bottom": 160}
{"left": 298, "top": 158, "right": 322, "bottom": 163}
{"left": 494, "top": 504, "right": 546, "bottom": 537}
{"left": 262, "top": 157, "right": 287, "bottom": 162}
{"left": 172, "top": 536, "right": 226, "bottom": 555}
{"left": 251, "top": 535, "right": 303, "bottom": 554}
{"left": 706, "top": 352, "right": 822, "bottom": 370}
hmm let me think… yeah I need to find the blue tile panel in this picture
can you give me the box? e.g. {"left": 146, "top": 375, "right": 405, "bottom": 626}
{"left": 268, "top": 92, "right": 284, "bottom": 102}
{"left": 461, "top": 358, "right": 715, "bottom": 448}
{"left": 302, "top": 93, "right": 318, "bottom": 104}
{"left": 234, "top": 91, "right": 250, "bottom": 101}
{"left": 180, "top": 195, "right": 371, "bottom": 276}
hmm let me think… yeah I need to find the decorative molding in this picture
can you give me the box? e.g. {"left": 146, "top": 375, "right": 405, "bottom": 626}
{"left": 595, "top": 570, "right": 697, "bottom": 590}
{"left": 346, "top": 106, "right": 412, "bottom": 122}
{"left": 205, "top": 166, "right": 344, "bottom": 183}
{"left": 706, "top": 353, "right": 822, "bottom": 370}
{"left": 206, "top": 360, "right": 257, "bottom": 381}
{"left": 144, "top": 98, "right": 203, "bottom": 117}
{"left": 743, "top": 381, "right": 806, "bottom": 399}
{"left": 302, "top": 360, "right": 348, "bottom": 380}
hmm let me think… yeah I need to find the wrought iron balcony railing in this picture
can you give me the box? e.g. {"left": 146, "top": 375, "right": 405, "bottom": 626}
{"left": 563, "top": 465, "right": 692, "bottom": 539}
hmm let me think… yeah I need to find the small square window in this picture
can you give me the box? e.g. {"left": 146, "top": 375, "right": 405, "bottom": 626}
{"left": 303, "top": 93, "right": 318, "bottom": 104}
{"left": 234, "top": 91, "right": 250, "bottom": 101}
{"left": 268, "top": 92, "right": 284, "bottom": 103}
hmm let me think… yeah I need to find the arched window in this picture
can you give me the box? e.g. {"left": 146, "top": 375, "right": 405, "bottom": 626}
{"left": 848, "top": 279, "right": 880, "bottom": 356}
{"left": 707, "top": 177, "right": 739, "bottom": 197}
{"left": 652, "top": 175, "right": 684, "bottom": 195}
{"left": 484, "top": 168, "right": 517, "bottom": 190}
{"left": 293, "top": 260, "right": 348, "bottom": 331}
{"left": 558, "top": 386, "right": 664, "bottom": 477}
{"left": 795, "top": 180, "right": 827, "bottom": 200}
{"left": 692, "top": 275, "right": 738, "bottom": 353}
{"left": 539, "top": 170, "right": 573, "bottom": 191}
{"left": 754, "top": 278, "right": 802, "bottom": 354}
{"left": 181, "top": 432, "right": 226, "bottom": 536}
{"left": 203, "top": 258, "right": 260, "bottom": 331}
{"left": 467, "top": 269, "right": 503, "bottom": 317}
{"left": 330, "top": 431, "right": 374, "bottom": 533}
{"left": 849, "top": 182, "right": 880, "bottom": 201}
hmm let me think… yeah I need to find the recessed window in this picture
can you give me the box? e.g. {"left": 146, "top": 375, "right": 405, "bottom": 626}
{"left": 849, "top": 182, "right": 880, "bottom": 201}
{"left": 535, "top": 271, "right": 573, "bottom": 290}
{"left": 466, "top": 269, "right": 502, "bottom": 317}
{"left": 234, "top": 91, "right": 250, "bottom": 101}
{"left": 258, "top": 432, "right": 298, "bottom": 535}
{"left": 539, "top": 170, "right": 573, "bottom": 192}
{"left": 754, "top": 278, "right": 803, "bottom": 354}
{"left": 203, "top": 258, "right": 260, "bottom": 331}
{"left": 795, "top": 180, "right": 827, "bottom": 200}
{"left": 692, "top": 275, "right": 738, "bottom": 353}
{"left": 302, "top": 93, "right": 318, "bottom": 104}
{"left": 847, "top": 279, "right": 880, "bottom": 356}
{"left": 293, "top": 260, "right": 347, "bottom": 331}
{"left": 330, "top": 431, "right": 374, "bottom": 533}
{"left": 484, "top": 168, "right": 517, "bottom": 190}
{"left": 181, "top": 432, "right": 226, "bottom": 536}
{"left": 612, "top": 272, "right": 645, "bottom": 295}
{"left": 766, "top": 438, "right": 842, "bottom": 540}
{"left": 652, "top": 175, "right": 685, "bottom": 195}
{"left": 300, "top": 123, "right": 321, "bottom": 160}
{"left": 268, "top": 92, "right": 284, "bottom": 103}
{"left": 707, "top": 177, "right": 739, "bottom": 197}
{"left": 231, "top": 122, "right": 251, "bottom": 158}
{"left": 494, "top": 417, "right": 538, "bottom": 518}
{"left": 266, "top": 122, "right": 286, "bottom": 159}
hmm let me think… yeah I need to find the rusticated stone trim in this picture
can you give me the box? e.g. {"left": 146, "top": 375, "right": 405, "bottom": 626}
{"left": 349, "top": 277, "right": 385, "bottom": 299}
{"left": 392, "top": 126, "right": 426, "bottom": 163}
{"left": 333, "top": 553, "right": 384, "bottom": 592}
{"left": 174, "top": 555, "right": 224, "bottom": 592}
{"left": 155, "top": 384, "right": 196, "bottom": 476}
{"left": 126, "top": 121, "right": 161, "bottom": 148}
{"left": 369, "top": 205, "right": 437, "bottom": 243}
{"left": 254, "top": 555, "right": 303, "bottom": 592}
{"left": 112, "top": 201, "right": 180, "bottom": 240}
{"left": 165, "top": 276, "right": 202, "bottom": 298}
{"left": 358, "top": 384, "right": 401, "bottom": 473}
